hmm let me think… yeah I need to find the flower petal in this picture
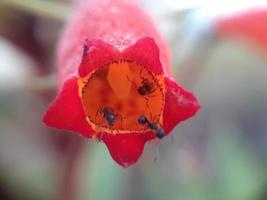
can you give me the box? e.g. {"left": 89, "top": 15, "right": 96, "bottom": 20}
{"left": 43, "top": 77, "right": 93, "bottom": 137}
{"left": 102, "top": 133, "right": 154, "bottom": 168}
{"left": 122, "top": 37, "right": 163, "bottom": 75}
{"left": 216, "top": 9, "right": 267, "bottom": 53}
{"left": 163, "top": 77, "right": 200, "bottom": 133}
{"left": 79, "top": 39, "right": 119, "bottom": 77}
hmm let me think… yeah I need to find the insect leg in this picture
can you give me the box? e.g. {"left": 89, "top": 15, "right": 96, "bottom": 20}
{"left": 143, "top": 96, "right": 150, "bottom": 108}
{"left": 139, "top": 67, "right": 147, "bottom": 81}
{"left": 126, "top": 75, "right": 138, "bottom": 89}
{"left": 95, "top": 107, "right": 102, "bottom": 125}
{"left": 117, "top": 113, "right": 124, "bottom": 129}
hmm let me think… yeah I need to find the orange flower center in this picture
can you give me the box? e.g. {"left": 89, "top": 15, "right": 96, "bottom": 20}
{"left": 78, "top": 60, "right": 165, "bottom": 135}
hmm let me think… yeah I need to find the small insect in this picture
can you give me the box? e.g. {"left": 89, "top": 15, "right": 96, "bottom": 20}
{"left": 96, "top": 107, "right": 120, "bottom": 127}
{"left": 155, "top": 127, "right": 165, "bottom": 139}
{"left": 127, "top": 68, "right": 160, "bottom": 107}
{"left": 94, "top": 107, "right": 117, "bottom": 141}
{"left": 83, "top": 43, "right": 89, "bottom": 57}
{"left": 138, "top": 115, "right": 147, "bottom": 125}
{"left": 138, "top": 79, "right": 156, "bottom": 96}
{"left": 137, "top": 115, "right": 166, "bottom": 139}
{"left": 138, "top": 69, "right": 159, "bottom": 107}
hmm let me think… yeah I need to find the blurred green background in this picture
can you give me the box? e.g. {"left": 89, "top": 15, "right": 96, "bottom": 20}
{"left": 0, "top": 0, "right": 267, "bottom": 200}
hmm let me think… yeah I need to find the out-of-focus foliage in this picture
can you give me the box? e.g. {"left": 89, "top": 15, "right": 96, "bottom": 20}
{"left": 0, "top": 1, "right": 267, "bottom": 200}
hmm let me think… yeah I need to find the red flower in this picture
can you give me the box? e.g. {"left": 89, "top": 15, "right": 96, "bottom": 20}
{"left": 216, "top": 8, "right": 267, "bottom": 54}
{"left": 43, "top": 0, "right": 200, "bottom": 167}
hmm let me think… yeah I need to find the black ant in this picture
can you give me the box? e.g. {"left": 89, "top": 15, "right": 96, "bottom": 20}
{"left": 138, "top": 68, "right": 160, "bottom": 106}
{"left": 96, "top": 107, "right": 122, "bottom": 128}
{"left": 83, "top": 38, "right": 90, "bottom": 57}
{"left": 138, "top": 115, "right": 165, "bottom": 139}
{"left": 127, "top": 68, "right": 161, "bottom": 107}
{"left": 83, "top": 44, "right": 89, "bottom": 57}
{"left": 138, "top": 79, "right": 156, "bottom": 96}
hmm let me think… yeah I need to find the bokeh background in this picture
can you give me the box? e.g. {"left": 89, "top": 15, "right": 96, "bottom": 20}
{"left": 0, "top": 0, "right": 267, "bottom": 200}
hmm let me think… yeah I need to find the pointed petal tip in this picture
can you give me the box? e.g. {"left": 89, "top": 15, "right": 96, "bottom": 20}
{"left": 102, "top": 133, "right": 153, "bottom": 168}
{"left": 163, "top": 77, "right": 201, "bottom": 133}
{"left": 42, "top": 77, "right": 94, "bottom": 138}
{"left": 43, "top": 107, "right": 55, "bottom": 127}
{"left": 79, "top": 37, "right": 164, "bottom": 78}
{"left": 122, "top": 37, "right": 163, "bottom": 75}
{"left": 78, "top": 39, "right": 119, "bottom": 77}
{"left": 188, "top": 91, "right": 201, "bottom": 114}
